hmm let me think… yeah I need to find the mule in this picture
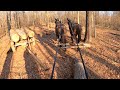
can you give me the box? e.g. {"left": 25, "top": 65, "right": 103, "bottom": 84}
{"left": 55, "top": 18, "right": 66, "bottom": 47}
{"left": 67, "top": 18, "right": 82, "bottom": 44}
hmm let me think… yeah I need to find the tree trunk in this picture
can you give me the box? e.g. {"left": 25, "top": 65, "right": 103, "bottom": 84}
{"left": 84, "top": 11, "right": 92, "bottom": 43}
{"left": 22, "top": 11, "right": 25, "bottom": 27}
{"left": 95, "top": 11, "right": 99, "bottom": 25}
{"left": 14, "top": 11, "right": 20, "bottom": 29}
{"left": 92, "top": 11, "right": 96, "bottom": 38}
{"left": 77, "top": 11, "right": 80, "bottom": 24}
{"left": 6, "top": 11, "right": 11, "bottom": 36}
{"left": 46, "top": 11, "right": 49, "bottom": 28}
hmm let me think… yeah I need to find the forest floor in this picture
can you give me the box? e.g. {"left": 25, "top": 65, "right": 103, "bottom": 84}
{"left": 0, "top": 24, "right": 119, "bottom": 79}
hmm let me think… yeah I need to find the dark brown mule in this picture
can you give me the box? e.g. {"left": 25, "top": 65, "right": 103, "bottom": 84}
{"left": 55, "top": 18, "right": 66, "bottom": 48}
{"left": 67, "top": 18, "right": 82, "bottom": 44}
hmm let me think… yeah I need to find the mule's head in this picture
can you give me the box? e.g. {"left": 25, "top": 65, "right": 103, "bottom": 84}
{"left": 67, "top": 18, "right": 70, "bottom": 21}
{"left": 55, "top": 18, "right": 59, "bottom": 24}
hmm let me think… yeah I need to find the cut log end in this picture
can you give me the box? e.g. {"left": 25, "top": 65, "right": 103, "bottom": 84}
{"left": 11, "top": 34, "right": 20, "bottom": 42}
{"left": 24, "top": 27, "right": 35, "bottom": 38}
{"left": 10, "top": 29, "right": 20, "bottom": 42}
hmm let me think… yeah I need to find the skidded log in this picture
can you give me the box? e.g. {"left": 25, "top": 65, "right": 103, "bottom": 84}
{"left": 24, "top": 27, "right": 35, "bottom": 38}
{"left": 57, "top": 43, "right": 91, "bottom": 49}
{"left": 74, "top": 61, "right": 87, "bottom": 79}
{"left": 15, "top": 28, "right": 27, "bottom": 40}
{"left": 15, "top": 40, "right": 28, "bottom": 47}
{"left": 10, "top": 29, "right": 20, "bottom": 42}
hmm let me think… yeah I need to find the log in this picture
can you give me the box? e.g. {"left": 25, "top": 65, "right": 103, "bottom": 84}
{"left": 24, "top": 27, "right": 35, "bottom": 38}
{"left": 27, "top": 48, "right": 48, "bottom": 70}
{"left": 15, "top": 28, "right": 27, "bottom": 40}
{"left": 74, "top": 62, "right": 87, "bottom": 79}
{"left": 15, "top": 40, "right": 28, "bottom": 47}
{"left": 10, "top": 29, "right": 20, "bottom": 42}
{"left": 55, "top": 43, "right": 70, "bottom": 46}
{"left": 10, "top": 40, "right": 16, "bottom": 52}
{"left": 29, "top": 26, "right": 35, "bottom": 30}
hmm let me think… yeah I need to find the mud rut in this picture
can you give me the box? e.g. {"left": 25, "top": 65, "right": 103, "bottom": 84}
{"left": 0, "top": 26, "right": 120, "bottom": 79}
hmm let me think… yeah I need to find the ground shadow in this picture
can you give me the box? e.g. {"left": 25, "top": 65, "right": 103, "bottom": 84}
{"left": 109, "top": 32, "right": 120, "bottom": 37}
{"left": 89, "top": 47, "right": 119, "bottom": 63}
{"left": 86, "top": 67, "right": 101, "bottom": 79}
{"left": 0, "top": 48, "right": 13, "bottom": 79}
{"left": 81, "top": 49, "right": 120, "bottom": 76}
{"left": 24, "top": 49, "right": 42, "bottom": 79}
{"left": 97, "top": 36, "right": 119, "bottom": 49}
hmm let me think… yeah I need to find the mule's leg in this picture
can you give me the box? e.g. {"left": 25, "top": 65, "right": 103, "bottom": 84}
{"left": 62, "top": 35, "right": 66, "bottom": 51}
{"left": 57, "top": 37, "right": 59, "bottom": 42}
{"left": 70, "top": 31, "right": 73, "bottom": 43}
{"left": 55, "top": 28, "right": 59, "bottom": 41}
{"left": 71, "top": 35, "right": 74, "bottom": 43}
{"left": 78, "top": 32, "right": 81, "bottom": 44}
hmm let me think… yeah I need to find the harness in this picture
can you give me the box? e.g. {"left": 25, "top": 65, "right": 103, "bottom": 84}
{"left": 69, "top": 21, "right": 77, "bottom": 43}
{"left": 69, "top": 20, "right": 88, "bottom": 79}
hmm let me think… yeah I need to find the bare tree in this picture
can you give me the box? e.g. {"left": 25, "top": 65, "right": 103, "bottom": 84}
{"left": 95, "top": 11, "right": 99, "bottom": 26}
{"left": 6, "top": 11, "right": 11, "bottom": 35}
{"left": 77, "top": 11, "right": 80, "bottom": 24}
{"left": 84, "top": 11, "right": 92, "bottom": 43}
{"left": 91, "top": 11, "right": 96, "bottom": 38}
{"left": 14, "top": 11, "right": 20, "bottom": 29}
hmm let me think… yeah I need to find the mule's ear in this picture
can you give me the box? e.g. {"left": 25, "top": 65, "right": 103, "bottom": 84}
{"left": 67, "top": 18, "right": 69, "bottom": 20}
{"left": 55, "top": 18, "right": 57, "bottom": 21}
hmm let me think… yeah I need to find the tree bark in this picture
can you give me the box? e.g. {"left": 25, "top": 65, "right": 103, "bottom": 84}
{"left": 92, "top": 11, "right": 96, "bottom": 38}
{"left": 84, "top": 11, "right": 92, "bottom": 43}
{"left": 77, "top": 11, "right": 80, "bottom": 24}
{"left": 6, "top": 11, "right": 11, "bottom": 35}
{"left": 14, "top": 11, "right": 20, "bottom": 29}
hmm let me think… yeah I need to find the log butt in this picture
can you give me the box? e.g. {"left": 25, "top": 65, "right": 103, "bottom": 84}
{"left": 10, "top": 29, "right": 20, "bottom": 42}
{"left": 74, "top": 62, "right": 87, "bottom": 79}
{"left": 24, "top": 27, "right": 35, "bottom": 38}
